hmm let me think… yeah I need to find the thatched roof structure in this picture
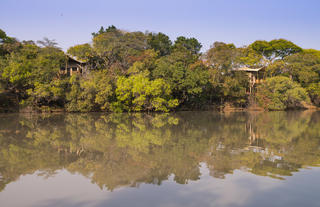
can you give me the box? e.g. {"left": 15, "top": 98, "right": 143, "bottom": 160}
{"left": 232, "top": 66, "right": 264, "bottom": 72}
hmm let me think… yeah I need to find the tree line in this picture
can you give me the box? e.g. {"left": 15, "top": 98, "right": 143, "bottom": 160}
{"left": 0, "top": 26, "right": 319, "bottom": 112}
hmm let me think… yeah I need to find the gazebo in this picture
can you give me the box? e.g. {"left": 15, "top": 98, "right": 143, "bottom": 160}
{"left": 232, "top": 66, "right": 264, "bottom": 94}
{"left": 60, "top": 55, "right": 87, "bottom": 76}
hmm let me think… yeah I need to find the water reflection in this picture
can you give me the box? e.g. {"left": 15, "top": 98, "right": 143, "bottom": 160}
{"left": 0, "top": 111, "right": 320, "bottom": 192}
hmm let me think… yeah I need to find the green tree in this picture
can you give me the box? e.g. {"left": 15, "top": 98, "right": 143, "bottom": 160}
{"left": 0, "top": 29, "right": 18, "bottom": 56}
{"left": 67, "top": 43, "right": 93, "bottom": 62}
{"left": 250, "top": 39, "right": 302, "bottom": 64}
{"left": 92, "top": 28, "right": 148, "bottom": 72}
{"left": 127, "top": 49, "right": 158, "bottom": 75}
{"left": 236, "top": 46, "right": 263, "bottom": 67}
{"left": 304, "top": 49, "right": 320, "bottom": 59}
{"left": 206, "top": 42, "right": 236, "bottom": 72}
{"left": 91, "top": 25, "right": 117, "bottom": 37}
{"left": 19, "top": 42, "right": 66, "bottom": 109}
{"left": 307, "top": 82, "right": 320, "bottom": 106}
{"left": 283, "top": 52, "right": 320, "bottom": 87}
{"left": 1, "top": 40, "right": 65, "bottom": 92}
{"left": 147, "top": 32, "right": 172, "bottom": 56}
{"left": 153, "top": 47, "right": 209, "bottom": 107}
{"left": 265, "top": 52, "right": 320, "bottom": 106}
{"left": 1, "top": 43, "right": 39, "bottom": 93}
{"left": 0, "top": 29, "right": 7, "bottom": 43}
{"left": 257, "top": 76, "right": 310, "bottom": 110}
{"left": 66, "top": 71, "right": 114, "bottom": 112}
{"left": 221, "top": 71, "right": 249, "bottom": 106}
{"left": 113, "top": 72, "right": 178, "bottom": 112}
{"left": 66, "top": 75, "right": 97, "bottom": 112}
{"left": 25, "top": 78, "right": 68, "bottom": 109}
{"left": 172, "top": 36, "right": 202, "bottom": 55}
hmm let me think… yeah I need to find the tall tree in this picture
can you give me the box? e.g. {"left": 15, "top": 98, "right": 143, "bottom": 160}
{"left": 67, "top": 43, "right": 93, "bottom": 62}
{"left": 37, "top": 37, "right": 59, "bottom": 48}
{"left": 284, "top": 52, "right": 320, "bottom": 87}
{"left": 91, "top": 25, "right": 117, "bottom": 37}
{"left": 0, "top": 29, "right": 19, "bottom": 56}
{"left": 153, "top": 47, "right": 209, "bottom": 107}
{"left": 206, "top": 42, "right": 236, "bottom": 72}
{"left": 92, "top": 28, "right": 148, "bottom": 73}
{"left": 172, "top": 36, "right": 202, "bottom": 55}
{"left": 250, "top": 39, "right": 302, "bottom": 64}
{"left": 147, "top": 32, "right": 172, "bottom": 56}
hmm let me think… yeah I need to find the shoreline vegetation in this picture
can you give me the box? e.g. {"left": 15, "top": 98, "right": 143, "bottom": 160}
{"left": 0, "top": 26, "right": 319, "bottom": 113}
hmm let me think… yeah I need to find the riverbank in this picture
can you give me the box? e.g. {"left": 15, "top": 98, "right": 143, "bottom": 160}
{"left": 1, "top": 101, "right": 318, "bottom": 113}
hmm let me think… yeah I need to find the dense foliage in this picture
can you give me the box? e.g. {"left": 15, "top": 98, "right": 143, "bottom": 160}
{"left": 257, "top": 76, "right": 310, "bottom": 110}
{"left": 0, "top": 26, "right": 319, "bottom": 112}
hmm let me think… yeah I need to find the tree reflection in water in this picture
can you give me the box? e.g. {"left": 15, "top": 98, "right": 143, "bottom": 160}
{"left": 0, "top": 111, "right": 319, "bottom": 192}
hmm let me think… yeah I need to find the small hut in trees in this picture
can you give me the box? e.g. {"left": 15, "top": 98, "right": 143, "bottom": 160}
{"left": 233, "top": 66, "right": 265, "bottom": 94}
{"left": 60, "top": 56, "right": 87, "bottom": 76}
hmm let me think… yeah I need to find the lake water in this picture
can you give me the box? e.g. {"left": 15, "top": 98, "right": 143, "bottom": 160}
{"left": 0, "top": 111, "right": 320, "bottom": 207}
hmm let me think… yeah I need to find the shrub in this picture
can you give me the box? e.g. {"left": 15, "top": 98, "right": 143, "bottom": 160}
{"left": 257, "top": 76, "right": 310, "bottom": 110}
{"left": 112, "top": 72, "right": 178, "bottom": 112}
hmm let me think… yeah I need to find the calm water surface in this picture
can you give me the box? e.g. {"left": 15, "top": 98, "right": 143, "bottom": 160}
{"left": 0, "top": 111, "right": 320, "bottom": 207}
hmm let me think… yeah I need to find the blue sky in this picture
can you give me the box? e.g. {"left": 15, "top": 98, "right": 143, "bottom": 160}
{"left": 1, "top": 0, "right": 319, "bottom": 51}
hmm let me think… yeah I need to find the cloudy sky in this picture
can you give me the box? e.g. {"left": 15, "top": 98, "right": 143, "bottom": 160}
{"left": 1, "top": 0, "right": 319, "bottom": 51}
